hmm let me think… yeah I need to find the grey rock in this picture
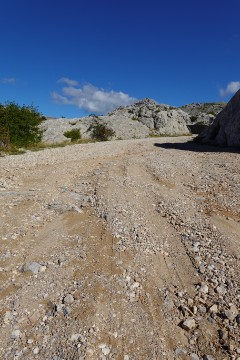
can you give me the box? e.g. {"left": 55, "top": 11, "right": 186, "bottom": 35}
{"left": 181, "top": 318, "right": 196, "bottom": 331}
{"left": 175, "top": 348, "right": 187, "bottom": 355}
{"left": 11, "top": 329, "right": 21, "bottom": 339}
{"left": 22, "top": 262, "right": 42, "bottom": 274}
{"left": 203, "top": 355, "right": 214, "bottom": 360}
{"left": 225, "top": 305, "right": 238, "bottom": 321}
{"left": 190, "top": 354, "right": 199, "bottom": 360}
{"left": 63, "top": 294, "right": 74, "bottom": 305}
{"left": 216, "top": 285, "right": 226, "bottom": 296}
{"left": 197, "top": 89, "right": 240, "bottom": 146}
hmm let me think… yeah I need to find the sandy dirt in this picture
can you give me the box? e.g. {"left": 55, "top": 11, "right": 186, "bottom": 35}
{"left": 0, "top": 136, "right": 239, "bottom": 360}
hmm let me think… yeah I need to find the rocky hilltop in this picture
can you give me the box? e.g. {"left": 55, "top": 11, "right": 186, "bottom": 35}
{"left": 41, "top": 98, "right": 231, "bottom": 145}
{"left": 41, "top": 98, "right": 191, "bottom": 144}
{"left": 196, "top": 90, "right": 240, "bottom": 146}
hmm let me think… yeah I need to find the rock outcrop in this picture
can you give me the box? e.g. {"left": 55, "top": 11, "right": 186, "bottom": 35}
{"left": 110, "top": 98, "right": 190, "bottom": 135}
{"left": 196, "top": 90, "right": 240, "bottom": 146}
{"left": 41, "top": 98, "right": 191, "bottom": 144}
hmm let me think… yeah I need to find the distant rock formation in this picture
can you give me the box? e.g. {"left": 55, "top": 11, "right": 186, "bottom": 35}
{"left": 110, "top": 98, "right": 190, "bottom": 136}
{"left": 41, "top": 98, "right": 191, "bottom": 144}
{"left": 196, "top": 90, "right": 240, "bottom": 147}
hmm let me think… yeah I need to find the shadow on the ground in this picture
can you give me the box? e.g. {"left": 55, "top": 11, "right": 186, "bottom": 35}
{"left": 153, "top": 140, "right": 240, "bottom": 154}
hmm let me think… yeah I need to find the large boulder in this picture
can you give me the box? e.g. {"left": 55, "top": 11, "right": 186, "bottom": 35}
{"left": 196, "top": 90, "right": 240, "bottom": 147}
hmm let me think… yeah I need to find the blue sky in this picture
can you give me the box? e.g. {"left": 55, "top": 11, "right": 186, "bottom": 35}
{"left": 1, "top": 0, "right": 240, "bottom": 117}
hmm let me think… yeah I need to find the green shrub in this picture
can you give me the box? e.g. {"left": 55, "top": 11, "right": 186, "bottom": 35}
{"left": 89, "top": 123, "right": 115, "bottom": 141}
{"left": 207, "top": 111, "right": 216, "bottom": 116}
{"left": 190, "top": 115, "right": 198, "bottom": 123}
{"left": 0, "top": 102, "right": 44, "bottom": 149}
{"left": 63, "top": 128, "right": 81, "bottom": 142}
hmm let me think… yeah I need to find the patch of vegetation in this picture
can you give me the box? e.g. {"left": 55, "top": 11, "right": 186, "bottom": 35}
{"left": 149, "top": 132, "right": 191, "bottom": 138}
{"left": 207, "top": 111, "right": 216, "bottom": 116}
{"left": 0, "top": 102, "right": 44, "bottom": 150}
{"left": 63, "top": 128, "right": 81, "bottom": 142}
{"left": 89, "top": 123, "right": 115, "bottom": 141}
{"left": 190, "top": 115, "right": 198, "bottom": 123}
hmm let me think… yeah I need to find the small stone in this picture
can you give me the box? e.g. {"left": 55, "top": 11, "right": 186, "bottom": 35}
{"left": 209, "top": 304, "right": 218, "bottom": 313}
{"left": 131, "top": 282, "right": 140, "bottom": 289}
{"left": 198, "top": 306, "right": 207, "bottom": 313}
{"left": 22, "top": 262, "right": 41, "bottom": 274}
{"left": 203, "top": 355, "right": 214, "bottom": 360}
{"left": 181, "top": 318, "right": 196, "bottom": 331}
{"left": 216, "top": 285, "right": 226, "bottom": 296}
{"left": 4, "top": 311, "right": 14, "bottom": 324}
{"left": 187, "top": 298, "right": 194, "bottom": 306}
{"left": 199, "top": 284, "right": 209, "bottom": 294}
{"left": 190, "top": 354, "right": 200, "bottom": 360}
{"left": 63, "top": 294, "right": 74, "bottom": 304}
{"left": 33, "top": 347, "right": 39, "bottom": 355}
{"left": 11, "top": 329, "right": 21, "bottom": 339}
{"left": 225, "top": 305, "right": 238, "bottom": 321}
{"left": 175, "top": 348, "right": 187, "bottom": 355}
{"left": 102, "top": 346, "right": 110, "bottom": 355}
{"left": 124, "top": 356, "right": 129, "bottom": 360}
{"left": 70, "top": 334, "right": 80, "bottom": 342}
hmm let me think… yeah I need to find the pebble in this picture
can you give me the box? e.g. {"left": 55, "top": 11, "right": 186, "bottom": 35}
{"left": 199, "top": 284, "right": 209, "bottom": 294}
{"left": 11, "top": 329, "right": 21, "bottom": 339}
{"left": 22, "top": 262, "right": 42, "bottom": 274}
{"left": 225, "top": 305, "right": 238, "bottom": 321}
{"left": 190, "top": 354, "right": 199, "bottom": 360}
{"left": 63, "top": 294, "right": 74, "bottom": 304}
{"left": 209, "top": 304, "right": 218, "bottom": 313}
{"left": 33, "top": 347, "right": 39, "bottom": 355}
{"left": 175, "top": 348, "right": 187, "bottom": 355}
{"left": 181, "top": 318, "right": 196, "bottom": 331}
{"left": 216, "top": 285, "right": 226, "bottom": 296}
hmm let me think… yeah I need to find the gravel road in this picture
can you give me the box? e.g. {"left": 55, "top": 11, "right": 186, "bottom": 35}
{"left": 0, "top": 136, "right": 239, "bottom": 360}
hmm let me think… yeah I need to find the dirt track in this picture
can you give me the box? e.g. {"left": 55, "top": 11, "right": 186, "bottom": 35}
{"left": 0, "top": 137, "right": 239, "bottom": 360}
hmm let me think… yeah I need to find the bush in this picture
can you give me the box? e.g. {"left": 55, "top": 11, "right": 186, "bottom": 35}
{"left": 0, "top": 102, "right": 44, "bottom": 149}
{"left": 190, "top": 115, "right": 198, "bottom": 123}
{"left": 89, "top": 123, "right": 115, "bottom": 141}
{"left": 63, "top": 128, "right": 81, "bottom": 142}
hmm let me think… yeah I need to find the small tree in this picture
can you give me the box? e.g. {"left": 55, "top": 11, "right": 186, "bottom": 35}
{"left": 0, "top": 102, "right": 44, "bottom": 148}
{"left": 63, "top": 128, "right": 81, "bottom": 142}
{"left": 90, "top": 123, "right": 115, "bottom": 141}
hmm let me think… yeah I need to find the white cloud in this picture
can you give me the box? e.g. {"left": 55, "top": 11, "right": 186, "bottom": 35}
{"left": 52, "top": 80, "right": 136, "bottom": 114}
{"left": 0, "top": 77, "right": 16, "bottom": 84}
{"left": 57, "top": 77, "right": 79, "bottom": 87}
{"left": 220, "top": 81, "right": 240, "bottom": 97}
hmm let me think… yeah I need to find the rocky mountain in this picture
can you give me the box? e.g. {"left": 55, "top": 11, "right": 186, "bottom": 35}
{"left": 196, "top": 90, "right": 240, "bottom": 146}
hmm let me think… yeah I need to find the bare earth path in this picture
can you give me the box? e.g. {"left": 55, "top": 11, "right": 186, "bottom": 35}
{"left": 0, "top": 137, "right": 239, "bottom": 360}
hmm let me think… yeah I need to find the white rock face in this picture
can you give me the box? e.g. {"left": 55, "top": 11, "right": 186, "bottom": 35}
{"left": 197, "top": 90, "right": 240, "bottom": 146}
{"left": 40, "top": 98, "right": 190, "bottom": 144}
